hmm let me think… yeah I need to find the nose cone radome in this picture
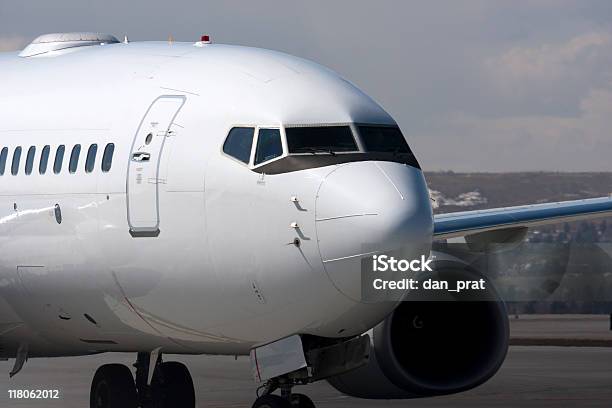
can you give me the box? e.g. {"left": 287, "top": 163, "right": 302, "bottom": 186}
{"left": 315, "top": 161, "right": 433, "bottom": 303}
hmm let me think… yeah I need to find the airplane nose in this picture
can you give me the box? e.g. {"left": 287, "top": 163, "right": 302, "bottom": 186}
{"left": 315, "top": 161, "right": 433, "bottom": 303}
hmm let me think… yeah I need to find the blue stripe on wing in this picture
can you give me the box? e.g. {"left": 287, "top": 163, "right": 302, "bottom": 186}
{"left": 434, "top": 196, "right": 612, "bottom": 238}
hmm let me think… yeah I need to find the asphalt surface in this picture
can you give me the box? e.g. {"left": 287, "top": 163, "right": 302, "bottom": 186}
{"left": 0, "top": 316, "right": 611, "bottom": 407}
{"left": 510, "top": 314, "right": 612, "bottom": 347}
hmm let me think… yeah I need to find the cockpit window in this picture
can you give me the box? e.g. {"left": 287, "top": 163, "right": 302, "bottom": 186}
{"left": 358, "top": 126, "right": 412, "bottom": 153}
{"left": 223, "top": 127, "right": 255, "bottom": 164}
{"left": 286, "top": 126, "right": 357, "bottom": 154}
{"left": 255, "top": 128, "right": 283, "bottom": 165}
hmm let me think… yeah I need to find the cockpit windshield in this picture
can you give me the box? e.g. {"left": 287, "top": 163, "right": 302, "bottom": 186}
{"left": 286, "top": 126, "right": 358, "bottom": 154}
{"left": 358, "top": 126, "right": 412, "bottom": 153}
{"left": 221, "top": 123, "right": 420, "bottom": 173}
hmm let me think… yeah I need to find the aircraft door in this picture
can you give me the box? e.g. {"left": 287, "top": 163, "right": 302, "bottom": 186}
{"left": 127, "top": 96, "right": 186, "bottom": 237}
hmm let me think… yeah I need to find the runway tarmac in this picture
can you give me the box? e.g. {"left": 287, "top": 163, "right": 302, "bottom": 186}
{"left": 510, "top": 314, "right": 612, "bottom": 342}
{"left": 0, "top": 346, "right": 610, "bottom": 407}
{"left": 1, "top": 315, "right": 611, "bottom": 407}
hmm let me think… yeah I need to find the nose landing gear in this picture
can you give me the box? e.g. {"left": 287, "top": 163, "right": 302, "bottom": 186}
{"left": 290, "top": 394, "right": 316, "bottom": 408}
{"left": 249, "top": 334, "right": 370, "bottom": 408}
{"left": 89, "top": 352, "right": 195, "bottom": 408}
{"left": 252, "top": 393, "right": 316, "bottom": 408}
{"left": 252, "top": 379, "right": 316, "bottom": 408}
{"left": 252, "top": 394, "right": 290, "bottom": 408}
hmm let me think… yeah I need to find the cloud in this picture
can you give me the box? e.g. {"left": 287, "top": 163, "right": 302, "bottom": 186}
{"left": 413, "top": 29, "right": 612, "bottom": 172}
{"left": 484, "top": 32, "right": 612, "bottom": 108}
{"left": 488, "top": 32, "right": 610, "bottom": 80}
{"left": 0, "top": 35, "right": 28, "bottom": 52}
{"left": 421, "top": 85, "right": 612, "bottom": 172}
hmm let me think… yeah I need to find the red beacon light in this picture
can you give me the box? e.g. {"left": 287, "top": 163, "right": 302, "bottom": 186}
{"left": 194, "top": 35, "right": 212, "bottom": 47}
{"left": 201, "top": 35, "right": 211, "bottom": 43}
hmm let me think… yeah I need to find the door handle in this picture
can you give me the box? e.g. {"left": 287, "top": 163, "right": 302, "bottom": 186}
{"left": 132, "top": 152, "right": 151, "bottom": 162}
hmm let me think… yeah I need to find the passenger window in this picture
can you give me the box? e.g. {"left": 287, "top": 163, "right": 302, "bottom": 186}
{"left": 39, "top": 145, "right": 50, "bottom": 174}
{"left": 0, "top": 147, "right": 7, "bottom": 175}
{"left": 86, "top": 144, "right": 97, "bottom": 173}
{"left": 102, "top": 143, "right": 114, "bottom": 172}
{"left": 69, "top": 144, "right": 81, "bottom": 174}
{"left": 11, "top": 147, "right": 22, "bottom": 175}
{"left": 254, "top": 129, "right": 283, "bottom": 165}
{"left": 223, "top": 127, "right": 254, "bottom": 164}
{"left": 54, "top": 145, "right": 65, "bottom": 174}
{"left": 25, "top": 146, "right": 36, "bottom": 175}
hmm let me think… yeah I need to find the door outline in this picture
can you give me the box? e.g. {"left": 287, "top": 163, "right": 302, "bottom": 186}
{"left": 126, "top": 95, "right": 186, "bottom": 237}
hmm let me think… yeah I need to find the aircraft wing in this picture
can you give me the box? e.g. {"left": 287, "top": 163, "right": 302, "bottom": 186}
{"left": 434, "top": 196, "right": 612, "bottom": 239}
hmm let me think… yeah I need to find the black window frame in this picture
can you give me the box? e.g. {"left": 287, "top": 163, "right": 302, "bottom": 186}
{"left": 222, "top": 127, "right": 255, "bottom": 165}
{"left": 69, "top": 144, "right": 81, "bottom": 174}
{"left": 0, "top": 147, "right": 8, "bottom": 176}
{"left": 39, "top": 145, "right": 50, "bottom": 174}
{"left": 254, "top": 128, "right": 284, "bottom": 166}
{"left": 11, "top": 146, "right": 22, "bottom": 176}
{"left": 25, "top": 146, "right": 36, "bottom": 175}
{"left": 286, "top": 126, "right": 358, "bottom": 154}
{"left": 85, "top": 144, "right": 98, "bottom": 173}
{"left": 54, "top": 145, "right": 65, "bottom": 174}
{"left": 101, "top": 143, "right": 114, "bottom": 173}
{"left": 358, "top": 125, "right": 412, "bottom": 154}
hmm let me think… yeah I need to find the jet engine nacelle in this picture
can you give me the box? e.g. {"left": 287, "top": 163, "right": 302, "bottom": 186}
{"left": 328, "top": 262, "right": 509, "bottom": 399}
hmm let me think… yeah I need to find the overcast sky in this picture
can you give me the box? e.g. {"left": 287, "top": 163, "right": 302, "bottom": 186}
{"left": 1, "top": 1, "right": 612, "bottom": 171}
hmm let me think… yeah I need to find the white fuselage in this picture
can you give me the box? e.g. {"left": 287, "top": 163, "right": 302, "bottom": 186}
{"left": 0, "top": 42, "right": 433, "bottom": 358}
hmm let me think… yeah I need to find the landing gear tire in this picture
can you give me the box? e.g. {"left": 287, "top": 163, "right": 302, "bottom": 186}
{"left": 151, "top": 361, "right": 195, "bottom": 408}
{"left": 90, "top": 364, "right": 137, "bottom": 408}
{"left": 291, "top": 393, "right": 316, "bottom": 408}
{"left": 252, "top": 394, "right": 291, "bottom": 408}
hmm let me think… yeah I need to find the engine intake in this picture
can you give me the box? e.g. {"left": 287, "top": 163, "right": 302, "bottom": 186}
{"left": 328, "top": 264, "right": 509, "bottom": 398}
